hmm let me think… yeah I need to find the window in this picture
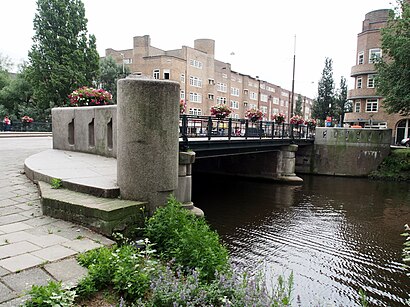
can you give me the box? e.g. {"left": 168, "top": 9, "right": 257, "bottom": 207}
{"left": 222, "top": 73, "right": 227, "bottom": 79}
{"left": 366, "top": 99, "right": 378, "bottom": 112}
{"left": 261, "top": 94, "right": 268, "bottom": 102}
{"left": 217, "top": 97, "right": 227, "bottom": 104}
{"left": 208, "top": 79, "right": 215, "bottom": 85}
{"left": 180, "top": 90, "right": 185, "bottom": 100}
{"left": 369, "top": 48, "right": 382, "bottom": 63}
{"left": 357, "top": 77, "right": 362, "bottom": 89}
{"left": 249, "top": 104, "right": 257, "bottom": 110}
{"left": 189, "top": 76, "right": 202, "bottom": 88}
{"left": 358, "top": 51, "right": 364, "bottom": 65}
{"left": 189, "top": 59, "right": 203, "bottom": 69}
{"left": 163, "top": 69, "right": 170, "bottom": 80}
{"left": 261, "top": 106, "right": 268, "bottom": 116}
{"left": 189, "top": 108, "right": 202, "bottom": 116}
{"left": 266, "top": 86, "right": 275, "bottom": 92}
{"left": 233, "top": 114, "right": 239, "bottom": 119}
{"left": 250, "top": 92, "right": 257, "bottom": 100}
{"left": 355, "top": 101, "right": 361, "bottom": 112}
{"left": 153, "top": 69, "right": 160, "bottom": 79}
{"left": 189, "top": 92, "right": 202, "bottom": 103}
{"left": 208, "top": 94, "right": 214, "bottom": 100}
{"left": 231, "top": 100, "right": 239, "bottom": 109}
{"left": 243, "top": 89, "right": 249, "bottom": 95}
{"left": 123, "top": 58, "right": 132, "bottom": 64}
{"left": 273, "top": 97, "right": 279, "bottom": 105}
{"left": 367, "top": 74, "right": 376, "bottom": 88}
{"left": 180, "top": 74, "right": 185, "bottom": 83}
{"left": 217, "top": 83, "right": 227, "bottom": 92}
{"left": 281, "top": 91, "right": 289, "bottom": 97}
{"left": 272, "top": 108, "right": 279, "bottom": 114}
{"left": 231, "top": 87, "right": 240, "bottom": 96}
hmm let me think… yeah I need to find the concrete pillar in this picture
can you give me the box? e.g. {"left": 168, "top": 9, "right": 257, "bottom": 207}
{"left": 117, "top": 77, "right": 180, "bottom": 214}
{"left": 175, "top": 151, "right": 204, "bottom": 217}
{"left": 277, "top": 144, "right": 303, "bottom": 183}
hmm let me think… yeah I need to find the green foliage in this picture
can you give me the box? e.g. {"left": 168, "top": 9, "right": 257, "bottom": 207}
{"left": 376, "top": 0, "right": 410, "bottom": 115}
{"left": 369, "top": 148, "right": 410, "bottom": 181}
{"left": 334, "top": 76, "right": 350, "bottom": 125}
{"left": 24, "top": 281, "right": 77, "bottom": 306}
{"left": 145, "top": 196, "right": 229, "bottom": 282}
{"left": 27, "top": 0, "right": 99, "bottom": 112}
{"left": 50, "top": 178, "right": 63, "bottom": 189}
{"left": 359, "top": 289, "right": 369, "bottom": 307}
{"left": 312, "top": 57, "right": 336, "bottom": 124}
{"left": 97, "top": 56, "right": 129, "bottom": 103}
{"left": 401, "top": 224, "right": 410, "bottom": 276}
{"left": 295, "top": 94, "right": 303, "bottom": 116}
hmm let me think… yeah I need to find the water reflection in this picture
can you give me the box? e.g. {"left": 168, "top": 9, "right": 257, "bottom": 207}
{"left": 193, "top": 174, "right": 410, "bottom": 306}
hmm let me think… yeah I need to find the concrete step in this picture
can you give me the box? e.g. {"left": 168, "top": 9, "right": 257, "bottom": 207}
{"left": 0, "top": 132, "right": 52, "bottom": 138}
{"left": 24, "top": 149, "right": 120, "bottom": 198}
{"left": 38, "top": 181, "right": 146, "bottom": 237}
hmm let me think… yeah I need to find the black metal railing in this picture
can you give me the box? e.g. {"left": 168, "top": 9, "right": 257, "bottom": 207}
{"left": 179, "top": 115, "right": 315, "bottom": 141}
{"left": 0, "top": 122, "right": 52, "bottom": 132}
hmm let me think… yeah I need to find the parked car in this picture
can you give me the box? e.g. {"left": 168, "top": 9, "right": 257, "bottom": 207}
{"left": 400, "top": 137, "right": 410, "bottom": 147}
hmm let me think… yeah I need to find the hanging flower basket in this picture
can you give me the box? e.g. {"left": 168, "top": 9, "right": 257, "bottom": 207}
{"left": 210, "top": 104, "right": 232, "bottom": 119}
{"left": 245, "top": 108, "right": 264, "bottom": 122}
{"left": 180, "top": 99, "right": 187, "bottom": 115}
{"left": 271, "top": 113, "right": 286, "bottom": 124}
{"left": 68, "top": 86, "right": 112, "bottom": 107}
{"left": 304, "top": 118, "right": 317, "bottom": 127}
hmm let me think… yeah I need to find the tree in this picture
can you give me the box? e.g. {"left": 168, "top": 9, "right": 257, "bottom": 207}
{"left": 295, "top": 94, "right": 303, "bottom": 116}
{"left": 375, "top": 0, "right": 410, "bottom": 115}
{"left": 27, "top": 0, "right": 99, "bottom": 112}
{"left": 334, "top": 76, "right": 350, "bottom": 125}
{"left": 97, "top": 56, "right": 129, "bottom": 103}
{"left": 312, "top": 57, "right": 335, "bottom": 125}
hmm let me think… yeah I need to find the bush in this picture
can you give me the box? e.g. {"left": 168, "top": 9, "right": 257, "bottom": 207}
{"left": 145, "top": 196, "right": 229, "bottom": 282}
{"left": 24, "top": 281, "right": 77, "bottom": 307}
{"left": 369, "top": 149, "right": 410, "bottom": 181}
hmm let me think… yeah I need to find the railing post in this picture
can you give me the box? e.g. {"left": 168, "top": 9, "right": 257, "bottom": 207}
{"left": 245, "top": 120, "right": 249, "bottom": 139}
{"left": 259, "top": 120, "right": 263, "bottom": 139}
{"left": 228, "top": 118, "right": 232, "bottom": 140}
{"left": 180, "top": 114, "right": 189, "bottom": 151}
{"left": 207, "top": 116, "right": 212, "bottom": 140}
{"left": 282, "top": 123, "right": 285, "bottom": 139}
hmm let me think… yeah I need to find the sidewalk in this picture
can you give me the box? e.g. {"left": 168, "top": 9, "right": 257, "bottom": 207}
{"left": 0, "top": 137, "right": 114, "bottom": 306}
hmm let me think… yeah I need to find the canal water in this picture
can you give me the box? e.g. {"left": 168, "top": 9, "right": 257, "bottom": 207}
{"left": 192, "top": 173, "right": 410, "bottom": 306}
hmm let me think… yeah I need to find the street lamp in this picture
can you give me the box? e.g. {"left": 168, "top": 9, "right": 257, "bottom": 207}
{"left": 120, "top": 53, "right": 125, "bottom": 74}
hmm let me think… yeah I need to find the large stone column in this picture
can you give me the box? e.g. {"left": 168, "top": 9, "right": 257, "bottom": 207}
{"left": 117, "top": 77, "right": 180, "bottom": 214}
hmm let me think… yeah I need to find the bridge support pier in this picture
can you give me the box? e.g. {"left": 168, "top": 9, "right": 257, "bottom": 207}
{"left": 175, "top": 151, "right": 204, "bottom": 217}
{"left": 276, "top": 144, "right": 303, "bottom": 183}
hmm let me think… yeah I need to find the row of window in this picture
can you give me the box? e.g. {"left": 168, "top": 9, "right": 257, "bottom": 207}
{"left": 356, "top": 75, "right": 376, "bottom": 89}
{"left": 357, "top": 48, "right": 382, "bottom": 65}
{"left": 354, "top": 99, "right": 379, "bottom": 112}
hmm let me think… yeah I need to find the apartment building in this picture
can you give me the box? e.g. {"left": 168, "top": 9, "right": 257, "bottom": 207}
{"left": 345, "top": 9, "right": 410, "bottom": 143}
{"left": 104, "top": 35, "right": 313, "bottom": 122}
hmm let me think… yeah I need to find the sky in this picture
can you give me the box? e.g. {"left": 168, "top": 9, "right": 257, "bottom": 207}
{"left": 0, "top": 0, "right": 395, "bottom": 98}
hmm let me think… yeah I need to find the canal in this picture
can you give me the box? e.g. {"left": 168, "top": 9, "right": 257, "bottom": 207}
{"left": 192, "top": 173, "right": 410, "bottom": 306}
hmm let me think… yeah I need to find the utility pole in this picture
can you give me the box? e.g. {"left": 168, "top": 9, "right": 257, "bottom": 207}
{"left": 290, "top": 35, "right": 296, "bottom": 117}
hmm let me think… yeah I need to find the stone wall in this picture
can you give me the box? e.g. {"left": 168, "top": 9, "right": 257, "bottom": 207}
{"left": 296, "top": 127, "right": 392, "bottom": 176}
{"left": 52, "top": 105, "right": 117, "bottom": 158}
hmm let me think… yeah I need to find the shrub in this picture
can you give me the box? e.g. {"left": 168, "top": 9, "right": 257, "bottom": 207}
{"left": 369, "top": 149, "right": 410, "bottom": 181}
{"left": 24, "top": 281, "right": 77, "bottom": 307}
{"left": 145, "top": 196, "right": 229, "bottom": 282}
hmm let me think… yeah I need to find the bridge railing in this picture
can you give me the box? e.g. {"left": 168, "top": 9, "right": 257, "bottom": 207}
{"left": 0, "top": 121, "right": 52, "bottom": 132}
{"left": 179, "top": 115, "right": 315, "bottom": 141}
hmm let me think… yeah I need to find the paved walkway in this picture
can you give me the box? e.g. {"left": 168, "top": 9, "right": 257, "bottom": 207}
{"left": 0, "top": 136, "right": 114, "bottom": 306}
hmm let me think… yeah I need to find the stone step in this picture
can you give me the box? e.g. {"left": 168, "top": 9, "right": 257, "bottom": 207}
{"left": 38, "top": 181, "right": 146, "bottom": 237}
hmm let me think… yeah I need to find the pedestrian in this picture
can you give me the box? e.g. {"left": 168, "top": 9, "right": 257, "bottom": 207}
{"left": 3, "top": 115, "right": 11, "bottom": 131}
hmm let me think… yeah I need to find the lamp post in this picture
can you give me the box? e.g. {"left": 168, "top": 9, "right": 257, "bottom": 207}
{"left": 290, "top": 35, "right": 296, "bottom": 117}
{"left": 120, "top": 53, "right": 125, "bottom": 75}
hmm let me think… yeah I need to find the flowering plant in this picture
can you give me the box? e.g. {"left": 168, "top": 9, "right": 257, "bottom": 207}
{"left": 68, "top": 86, "right": 112, "bottom": 107}
{"left": 271, "top": 113, "right": 286, "bottom": 124}
{"left": 290, "top": 115, "right": 304, "bottom": 125}
{"left": 210, "top": 104, "right": 232, "bottom": 118}
{"left": 245, "top": 108, "right": 264, "bottom": 122}
{"left": 305, "top": 118, "right": 317, "bottom": 127}
{"left": 21, "top": 115, "right": 34, "bottom": 123}
{"left": 180, "top": 99, "right": 186, "bottom": 115}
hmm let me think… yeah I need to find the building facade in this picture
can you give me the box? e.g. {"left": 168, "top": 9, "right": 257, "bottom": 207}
{"left": 345, "top": 9, "right": 410, "bottom": 144}
{"left": 104, "top": 35, "right": 313, "bottom": 122}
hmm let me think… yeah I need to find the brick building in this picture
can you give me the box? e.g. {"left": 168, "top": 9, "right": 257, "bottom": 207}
{"left": 345, "top": 9, "right": 410, "bottom": 144}
{"left": 104, "top": 35, "right": 313, "bottom": 122}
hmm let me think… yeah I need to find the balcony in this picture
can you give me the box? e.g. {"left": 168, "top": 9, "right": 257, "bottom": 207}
{"left": 350, "top": 63, "right": 376, "bottom": 77}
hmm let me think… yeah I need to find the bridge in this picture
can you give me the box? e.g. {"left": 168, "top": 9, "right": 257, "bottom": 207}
{"left": 179, "top": 115, "right": 314, "bottom": 158}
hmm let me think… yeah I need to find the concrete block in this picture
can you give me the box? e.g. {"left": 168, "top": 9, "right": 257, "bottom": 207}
{"left": 73, "top": 107, "right": 95, "bottom": 154}
{"left": 52, "top": 108, "right": 75, "bottom": 150}
{"left": 30, "top": 245, "right": 77, "bottom": 262}
{"left": 2, "top": 267, "right": 54, "bottom": 293}
{"left": 95, "top": 105, "right": 117, "bottom": 157}
{"left": 0, "top": 254, "right": 44, "bottom": 273}
{"left": 44, "top": 257, "right": 88, "bottom": 287}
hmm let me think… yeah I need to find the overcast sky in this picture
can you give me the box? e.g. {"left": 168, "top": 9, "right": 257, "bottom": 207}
{"left": 1, "top": 0, "right": 395, "bottom": 98}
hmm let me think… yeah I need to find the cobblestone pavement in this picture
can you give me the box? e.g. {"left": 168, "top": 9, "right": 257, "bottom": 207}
{"left": 0, "top": 136, "right": 114, "bottom": 306}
